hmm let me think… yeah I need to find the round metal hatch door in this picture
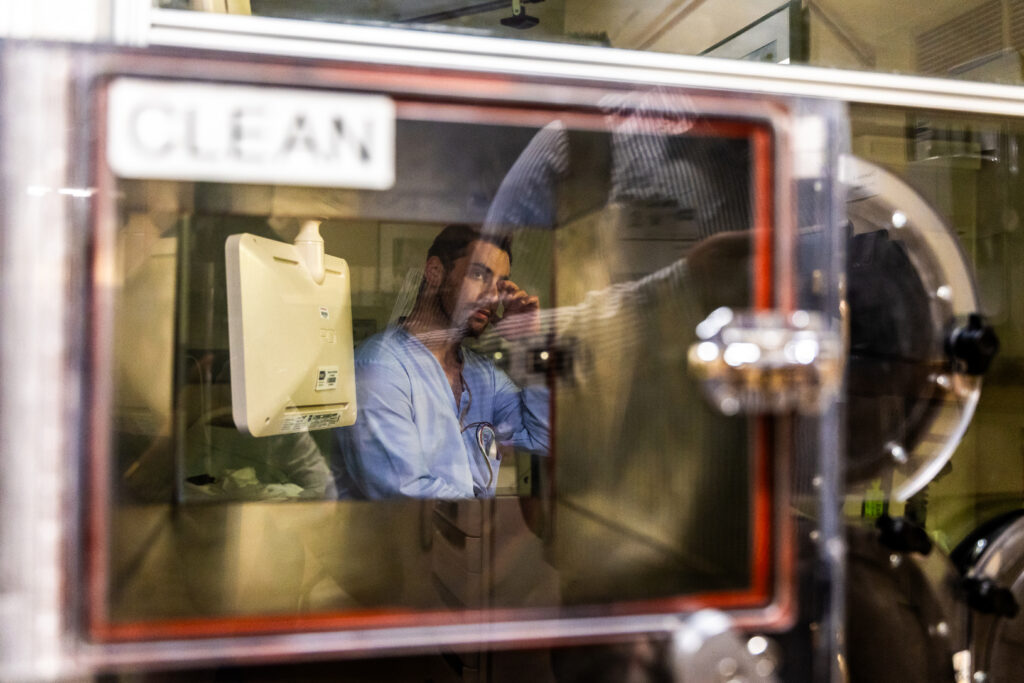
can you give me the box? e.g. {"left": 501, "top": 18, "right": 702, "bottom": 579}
{"left": 845, "top": 520, "right": 967, "bottom": 683}
{"left": 952, "top": 511, "right": 1024, "bottom": 683}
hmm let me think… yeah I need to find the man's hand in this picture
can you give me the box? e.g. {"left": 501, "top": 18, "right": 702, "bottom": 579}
{"left": 493, "top": 280, "right": 541, "bottom": 340}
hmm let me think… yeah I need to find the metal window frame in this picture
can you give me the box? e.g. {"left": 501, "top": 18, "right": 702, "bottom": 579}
{"left": 66, "top": 44, "right": 815, "bottom": 668}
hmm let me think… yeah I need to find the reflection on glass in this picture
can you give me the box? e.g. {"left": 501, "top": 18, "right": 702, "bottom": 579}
{"left": 332, "top": 224, "right": 550, "bottom": 500}
{"left": 154, "top": 1, "right": 1024, "bottom": 85}
{"left": 103, "top": 95, "right": 763, "bottom": 632}
{"left": 153, "top": 0, "right": 801, "bottom": 60}
{"left": 846, "top": 105, "right": 1024, "bottom": 556}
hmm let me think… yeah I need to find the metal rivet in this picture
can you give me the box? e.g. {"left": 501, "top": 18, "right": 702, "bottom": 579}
{"left": 890, "top": 553, "right": 902, "bottom": 568}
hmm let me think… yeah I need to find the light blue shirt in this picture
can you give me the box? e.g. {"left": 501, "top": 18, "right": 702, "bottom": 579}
{"left": 332, "top": 327, "right": 549, "bottom": 499}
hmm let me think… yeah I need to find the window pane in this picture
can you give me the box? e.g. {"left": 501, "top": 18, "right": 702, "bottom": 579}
{"left": 104, "top": 104, "right": 767, "bottom": 630}
{"left": 847, "top": 103, "right": 1024, "bottom": 546}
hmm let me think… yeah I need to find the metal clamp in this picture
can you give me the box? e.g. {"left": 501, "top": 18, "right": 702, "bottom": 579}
{"left": 687, "top": 307, "right": 843, "bottom": 416}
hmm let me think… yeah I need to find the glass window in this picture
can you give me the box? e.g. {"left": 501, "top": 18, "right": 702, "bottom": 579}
{"left": 809, "top": 0, "right": 1024, "bottom": 83}
{"left": 152, "top": 1, "right": 1024, "bottom": 85}
{"left": 95, "top": 84, "right": 781, "bottom": 637}
{"left": 153, "top": 0, "right": 804, "bottom": 60}
{"left": 846, "top": 103, "right": 1024, "bottom": 552}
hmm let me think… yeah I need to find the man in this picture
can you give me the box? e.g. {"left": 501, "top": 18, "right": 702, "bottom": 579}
{"left": 332, "top": 224, "right": 549, "bottom": 499}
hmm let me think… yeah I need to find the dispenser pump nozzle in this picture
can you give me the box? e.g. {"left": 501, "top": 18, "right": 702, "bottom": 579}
{"left": 294, "top": 219, "right": 326, "bottom": 285}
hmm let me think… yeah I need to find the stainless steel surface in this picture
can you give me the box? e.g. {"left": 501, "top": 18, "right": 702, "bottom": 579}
{"left": 962, "top": 514, "right": 1024, "bottom": 683}
{"left": 0, "top": 46, "right": 78, "bottom": 681}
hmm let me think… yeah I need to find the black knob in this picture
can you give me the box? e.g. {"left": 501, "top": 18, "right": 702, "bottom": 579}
{"left": 963, "top": 576, "right": 1020, "bottom": 618}
{"left": 876, "top": 515, "right": 933, "bottom": 555}
{"left": 947, "top": 313, "right": 999, "bottom": 375}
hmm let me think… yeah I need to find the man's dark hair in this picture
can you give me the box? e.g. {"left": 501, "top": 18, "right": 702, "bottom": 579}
{"left": 427, "top": 224, "right": 513, "bottom": 268}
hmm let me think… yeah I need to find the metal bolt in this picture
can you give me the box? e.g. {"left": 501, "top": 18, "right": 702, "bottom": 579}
{"left": 719, "top": 396, "right": 740, "bottom": 415}
{"left": 890, "top": 553, "right": 902, "bottom": 568}
{"left": 717, "top": 657, "right": 739, "bottom": 678}
{"left": 811, "top": 269, "right": 825, "bottom": 295}
{"left": 887, "top": 442, "right": 909, "bottom": 465}
{"left": 974, "top": 671, "right": 988, "bottom": 683}
{"left": 756, "top": 659, "right": 776, "bottom": 677}
{"left": 747, "top": 636, "right": 769, "bottom": 656}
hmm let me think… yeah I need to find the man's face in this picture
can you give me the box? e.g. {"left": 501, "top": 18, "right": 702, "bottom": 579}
{"left": 437, "top": 240, "right": 511, "bottom": 337}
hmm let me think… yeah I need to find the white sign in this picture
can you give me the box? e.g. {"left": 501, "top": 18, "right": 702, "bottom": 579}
{"left": 107, "top": 78, "right": 395, "bottom": 189}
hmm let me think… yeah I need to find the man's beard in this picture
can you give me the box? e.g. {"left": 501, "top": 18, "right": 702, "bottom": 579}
{"left": 435, "top": 288, "right": 480, "bottom": 338}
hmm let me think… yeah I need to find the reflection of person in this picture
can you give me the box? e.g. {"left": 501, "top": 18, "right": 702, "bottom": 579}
{"left": 122, "top": 355, "right": 338, "bottom": 503}
{"left": 332, "top": 224, "right": 549, "bottom": 499}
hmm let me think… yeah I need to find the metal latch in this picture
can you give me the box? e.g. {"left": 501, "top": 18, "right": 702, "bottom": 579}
{"left": 687, "top": 307, "right": 843, "bottom": 416}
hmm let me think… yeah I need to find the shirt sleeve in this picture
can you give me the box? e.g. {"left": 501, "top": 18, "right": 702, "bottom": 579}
{"left": 333, "top": 359, "right": 466, "bottom": 499}
{"left": 491, "top": 368, "right": 550, "bottom": 455}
